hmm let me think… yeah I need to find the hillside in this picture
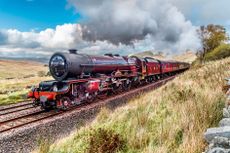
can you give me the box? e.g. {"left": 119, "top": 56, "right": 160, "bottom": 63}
{"left": 0, "top": 60, "right": 51, "bottom": 105}
{"left": 38, "top": 58, "right": 230, "bottom": 153}
{"left": 130, "top": 51, "right": 166, "bottom": 60}
{"left": 172, "top": 51, "right": 197, "bottom": 63}
{"left": 0, "top": 60, "right": 48, "bottom": 79}
{"left": 131, "top": 50, "right": 197, "bottom": 63}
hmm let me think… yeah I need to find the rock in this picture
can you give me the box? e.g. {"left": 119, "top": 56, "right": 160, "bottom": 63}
{"left": 223, "top": 108, "right": 230, "bottom": 118}
{"left": 206, "top": 147, "right": 230, "bottom": 153}
{"left": 204, "top": 127, "right": 230, "bottom": 143}
{"left": 212, "top": 137, "right": 230, "bottom": 148}
{"left": 220, "top": 119, "right": 230, "bottom": 127}
{"left": 223, "top": 106, "right": 230, "bottom": 118}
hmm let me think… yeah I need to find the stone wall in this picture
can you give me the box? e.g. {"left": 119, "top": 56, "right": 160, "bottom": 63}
{"left": 204, "top": 78, "right": 230, "bottom": 153}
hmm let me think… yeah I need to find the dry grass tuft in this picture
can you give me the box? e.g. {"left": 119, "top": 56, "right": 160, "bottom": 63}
{"left": 37, "top": 57, "right": 230, "bottom": 153}
{"left": 86, "top": 128, "right": 126, "bottom": 153}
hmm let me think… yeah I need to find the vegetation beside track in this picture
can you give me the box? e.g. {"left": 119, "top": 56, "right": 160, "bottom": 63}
{"left": 205, "top": 44, "right": 230, "bottom": 61}
{"left": 37, "top": 57, "right": 230, "bottom": 153}
{"left": 0, "top": 60, "right": 51, "bottom": 105}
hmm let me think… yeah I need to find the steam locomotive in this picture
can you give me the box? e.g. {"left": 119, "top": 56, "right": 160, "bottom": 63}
{"left": 28, "top": 49, "right": 190, "bottom": 110}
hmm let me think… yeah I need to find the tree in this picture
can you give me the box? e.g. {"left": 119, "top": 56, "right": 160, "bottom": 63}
{"left": 197, "top": 24, "right": 229, "bottom": 62}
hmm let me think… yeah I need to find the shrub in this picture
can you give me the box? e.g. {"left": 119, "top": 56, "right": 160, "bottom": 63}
{"left": 205, "top": 44, "right": 230, "bottom": 61}
{"left": 37, "top": 71, "right": 47, "bottom": 77}
{"left": 86, "top": 128, "right": 126, "bottom": 153}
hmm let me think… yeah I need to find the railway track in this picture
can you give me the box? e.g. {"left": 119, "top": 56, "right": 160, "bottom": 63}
{"left": 0, "top": 104, "right": 36, "bottom": 116}
{"left": 0, "top": 101, "right": 33, "bottom": 112}
{"left": 0, "top": 75, "right": 176, "bottom": 134}
{"left": 0, "top": 102, "right": 90, "bottom": 133}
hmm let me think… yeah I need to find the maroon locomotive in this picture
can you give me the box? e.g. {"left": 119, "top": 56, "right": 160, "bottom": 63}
{"left": 28, "top": 49, "right": 190, "bottom": 110}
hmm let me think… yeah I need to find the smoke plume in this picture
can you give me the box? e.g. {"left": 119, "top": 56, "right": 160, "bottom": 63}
{"left": 68, "top": 0, "right": 201, "bottom": 53}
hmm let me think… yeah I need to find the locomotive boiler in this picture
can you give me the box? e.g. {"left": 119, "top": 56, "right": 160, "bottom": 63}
{"left": 49, "top": 49, "right": 135, "bottom": 81}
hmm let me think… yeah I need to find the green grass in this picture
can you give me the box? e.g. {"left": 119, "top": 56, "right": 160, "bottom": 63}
{"left": 0, "top": 90, "right": 28, "bottom": 105}
{"left": 35, "top": 57, "right": 230, "bottom": 153}
{"left": 0, "top": 76, "right": 51, "bottom": 105}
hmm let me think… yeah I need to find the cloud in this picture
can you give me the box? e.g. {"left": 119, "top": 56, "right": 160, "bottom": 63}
{"left": 4, "top": 24, "right": 83, "bottom": 49}
{"left": 0, "top": 24, "right": 85, "bottom": 59}
{"left": 170, "top": 0, "right": 230, "bottom": 27}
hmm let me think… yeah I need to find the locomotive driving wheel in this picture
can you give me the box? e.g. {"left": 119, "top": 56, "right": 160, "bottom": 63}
{"left": 87, "top": 92, "right": 96, "bottom": 103}
{"left": 113, "top": 83, "right": 123, "bottom": 94}
{"left": 122, "top": 79, "right": 131, "bottom": 91}
{"left": 60, "top": 97, "right": 71, "bottom": 110}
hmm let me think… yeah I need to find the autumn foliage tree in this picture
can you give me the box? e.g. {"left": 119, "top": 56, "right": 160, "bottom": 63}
{"left": 197, "top": 24, "right": 229, "bottom": 62}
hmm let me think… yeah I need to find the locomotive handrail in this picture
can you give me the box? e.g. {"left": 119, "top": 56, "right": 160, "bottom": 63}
{"left": 80, "top": 63, "right": 136, "bottom": 67}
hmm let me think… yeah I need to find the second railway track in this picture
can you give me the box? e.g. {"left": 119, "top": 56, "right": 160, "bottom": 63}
{"left": 0, "top": 110, "right": 57, "bottom": 133}
{"left": 0, "top": 105, "right": 36, "bottom": 116}
{"left": 0, "top": 101, "right": 34, "bottom": 115}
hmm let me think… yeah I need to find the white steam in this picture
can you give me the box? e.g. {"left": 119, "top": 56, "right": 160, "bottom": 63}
{"left": 68, "top": 0, "right": 201, "bottom": 53}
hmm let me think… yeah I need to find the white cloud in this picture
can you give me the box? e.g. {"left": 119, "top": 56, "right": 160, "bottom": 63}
{"left": 0, "top": 24, "right": 85, "bottom": 59}
{"left": 4, "top": 23, "right": 83, "bottom": 49}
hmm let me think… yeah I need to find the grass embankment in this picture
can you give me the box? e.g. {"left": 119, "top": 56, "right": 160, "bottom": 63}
{"left": 37, "top": 58, "right": 230, "bottom": 153}
{"left": 0, "top": 60, "right": 51, "bottom": 105}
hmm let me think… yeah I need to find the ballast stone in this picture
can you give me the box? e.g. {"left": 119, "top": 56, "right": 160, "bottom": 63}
{"left": 205, "top": 127, "right": 230, "bottom": 143}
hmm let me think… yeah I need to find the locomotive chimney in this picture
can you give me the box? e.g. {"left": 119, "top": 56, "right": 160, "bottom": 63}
{"left": 69, "top": 49, "right": 78, "bottom": 54}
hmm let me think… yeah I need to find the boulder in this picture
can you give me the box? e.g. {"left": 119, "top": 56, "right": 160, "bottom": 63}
{"left": 206, "top": 147, "right": 230, "bottom": 153}
{"left": 204, "top": 127, "right": 230, "bottom": 143}
{"left": 223, "top": 108, "right": 230, "bottom": 118}
{"left": 220, "top": 119, "right": 230, "bottom": 127}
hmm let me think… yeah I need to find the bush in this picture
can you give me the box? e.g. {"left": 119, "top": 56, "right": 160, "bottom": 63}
{"left": 86, "top": 128, "right": 126, "bottom": 153}
{"left": 205, "top": 44, "right": 230, "bottom": 61}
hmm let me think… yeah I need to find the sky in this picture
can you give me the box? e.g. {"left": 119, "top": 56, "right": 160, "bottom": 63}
{"left": 0, "top": 0, "right": 81, "bottom": 31}
{"left": 0, "top": 0, "right": 229, "bottom": 61}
